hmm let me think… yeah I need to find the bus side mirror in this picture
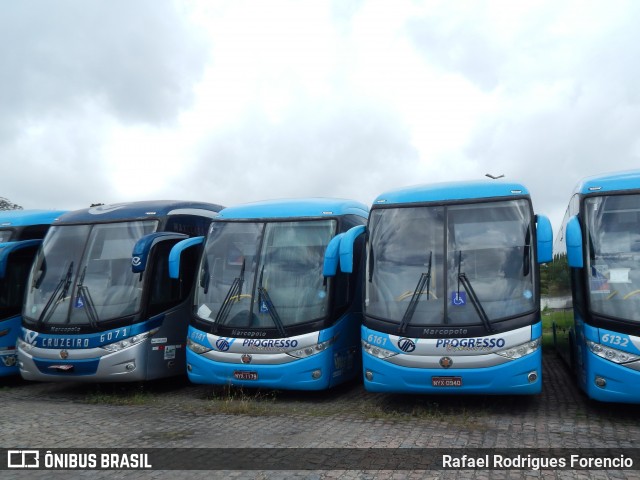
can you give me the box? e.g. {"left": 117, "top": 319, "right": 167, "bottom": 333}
{"left": 339, "top": 225, "right": 366, "bottom": 274}
{"left": 536, "top": 214, "right": 553, "bottom": 264}
{"left": 323, "top": 233, "right": 344, "bottom": 277}
{"left": 169, "top": 236, "right": 205, "bottom": 279}
{"left": 132, "top": 232, "right": 188, "bottom": 274}
{"left": 0, "top": 240, "right": 42, "bottom": 279}
{"left": 566, "top": 216, "right": 583, "bottom": 268}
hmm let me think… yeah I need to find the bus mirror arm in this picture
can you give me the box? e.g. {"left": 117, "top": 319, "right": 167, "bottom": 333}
{"left": 132, "top": 232, "right": 189, "bottom": 275}
{"left": 566, "top": 216, "right": 583, "bottom": 268}
{"left": 535, "top": 214, "right": 553, "bottom": 264}
{"left": 0, "top": 239, "right": 42, "bottom": 279}
{"left": 322, "top": 233, "right": 345, "bottom": 277}
{"left": 339, "top": 225, "right": 366, "bottom": 274}
{"left": 168, "top": 236, "right": 205, "bottom": 279}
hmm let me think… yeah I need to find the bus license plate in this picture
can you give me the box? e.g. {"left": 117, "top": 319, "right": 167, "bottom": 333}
{"left": 234, "top": 371, "right": 258, "bottom": 381}
{"left": 432, "top": 376, "right": 462, "bottom": 387}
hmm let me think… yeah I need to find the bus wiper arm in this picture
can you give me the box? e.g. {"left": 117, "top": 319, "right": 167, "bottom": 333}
{"left": 37, "top": 261, "right": 74, "bottom": 327}
{"left": 398, "top": 251, "right": 432, "bottom": 335}
{"left": 455, "top": 250, "right": 493, "bottom": 334}
{"left": 258, "top": 266, "right": 287, "bottom": 337}
{"left": 457, "top": 273, "right": 494, "bottom": 334}
{"left": 214, "top": 258, "right": 245, "bottom": 325}
{"left": 76, "top": 266, "right": 99, "bottom": 329}
{"left": 257, "top": 286, "right": 287, "bottom": 338}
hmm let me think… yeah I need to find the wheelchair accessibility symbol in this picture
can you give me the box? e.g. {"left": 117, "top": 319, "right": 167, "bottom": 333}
{"left": 451, "top": 291, "right": 466, "bottom": 306}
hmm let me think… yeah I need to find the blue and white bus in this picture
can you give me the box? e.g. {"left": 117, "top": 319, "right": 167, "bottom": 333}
{"left": 552, "top": 170, "right": 640, "bottom": 403}
{"left": 178, "top": 198, "right": 368, "bottom": 390}
{"left": 351, "top": 181, "right": 552, "bottom": 394}
{"left": 0, "top": 210, "right": 65, "bottom": 376}
{"left": 17, "top": 201, "right": 223, "bottom": 382}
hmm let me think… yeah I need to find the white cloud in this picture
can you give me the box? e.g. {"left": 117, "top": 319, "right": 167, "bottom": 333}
{"left": 2, "top": 0, "right": 640, "bottom": 237}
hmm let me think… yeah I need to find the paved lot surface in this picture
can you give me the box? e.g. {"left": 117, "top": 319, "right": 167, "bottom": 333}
{"left": 1, "top": 351, "right": 640, "bottom": 479}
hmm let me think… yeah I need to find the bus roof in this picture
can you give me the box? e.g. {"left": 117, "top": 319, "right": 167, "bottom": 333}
{"left": 575, "top": 170, "right": 640, "bottom": 195}
{"left": 54, "top": 201, "right": 224, "bottom": 225}
{"left": 372, "top": 180, "right": 530, "bottom": 206}
{"left": 0, "top": 210, "right": 66, "bottom": 227}
{"left": 216, "top": 198, "right": 369, "bottom": 220}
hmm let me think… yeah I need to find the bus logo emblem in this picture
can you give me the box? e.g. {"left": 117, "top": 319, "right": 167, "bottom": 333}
{"left": 216, "top": 339, "right": 231, "bottom": 352}
{"left": 241, "top": 354, "right": 252, "bottom": 364}
{"left": 439, "top": 357, "right": 453, "bottom": 368}
{"left": 398, "top": 338, "right": 416, "bottom": 353}
{"left": 59, "top": 349, "right": 69, "bottom": 360}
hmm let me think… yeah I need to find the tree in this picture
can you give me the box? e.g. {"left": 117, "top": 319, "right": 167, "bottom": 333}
{"left": 0, "top": 197, "right": 23, "bottom": 211}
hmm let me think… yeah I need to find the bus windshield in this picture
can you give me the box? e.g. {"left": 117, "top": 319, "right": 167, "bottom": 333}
{"left": 195, "top": 220, "right": 336, "bottom": 331}
{"left": 366, "top": 199, "right": 535, "bottom": 328}
{"left": 24, "top": 221, "right": 157, "bottom": 326}
{"left": 585, "top": 194, "right": 640, "bottom": 322}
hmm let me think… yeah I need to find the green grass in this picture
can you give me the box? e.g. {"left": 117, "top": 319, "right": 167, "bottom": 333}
{"left": 541, "top": 308, "right": 574, "bottom": 348}
{"left": 203, "top": 385, "right": 279, "bottom": 415}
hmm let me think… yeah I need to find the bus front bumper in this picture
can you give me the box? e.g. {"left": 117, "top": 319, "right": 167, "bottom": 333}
{"left": 17, "top": 341, "right": 151, "bottom": 382}
{"left": 186, "top": 348, "right": 341, "bottom": 391}
{"left": 584, "top": 352, "right": 640, "bottom": 403}
{"left": 362, "top": 350, "right": 542, "bottom": 395}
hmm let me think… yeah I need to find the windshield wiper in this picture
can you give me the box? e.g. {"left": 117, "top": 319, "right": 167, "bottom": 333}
{"left": 37, "top": 261, "right": 74, "bottom": 327}
{"left": 398, "top": 251, "right": 432, "bottom": 335}
{"left": 368, "top": 243, "right": 375, "bottom": 282}
{"left": 76, "top": 266, "right": 99, "bottom": 329}
{"left": 214, "top": 258, "right": 245, "bottom": 325}
{"left": 456, "top": 251, "right": 494, "bottom": 334}
{"left": 257, "top": 265, "right": 287, "bottom": 337}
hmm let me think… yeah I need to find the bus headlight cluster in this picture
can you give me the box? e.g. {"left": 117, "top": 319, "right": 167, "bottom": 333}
{"left": 586, "top": 341, "right": 640, "bottom": 364}
{"left": 16, "top": 338, "right": 34, "bottom": 352}
{"left": 101, "top": 328, "right": 160, "bottom": 353}
{"left": 288, "top": 337, "right": 335, "bottom": 359}
{"left": 186, "top": 337, "right": 212, "bottom": 354}
{"left": 495, "top": 338, "right": 540, "bottom": 359}
{"left": 361, "top": 340, "right": 398, "bottom": 360}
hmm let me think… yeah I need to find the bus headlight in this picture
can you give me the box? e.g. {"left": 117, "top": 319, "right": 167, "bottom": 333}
{"left": 186, "top": 337, "right": 212, "bottom": 354}
{"left": 586, "top": 341, "right": 640, "bottom": 364}
{"left": 495, "top": 338, "right": 540, "bottom": 359}
{"left": 288, "top": 337, "right": 335, "bottom": 359}
{"left": 16, "top": 338, "right": 34, "bottom": 352}
{"left": 362, "top": 340, "right": 398, "bottom": 360}
{"left": 101, "top": 328, "right": 160, "bottom": 353}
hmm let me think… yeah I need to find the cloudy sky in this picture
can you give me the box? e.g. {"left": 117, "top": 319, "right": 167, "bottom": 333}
{"left": 3, "top": 0, "right": 640, "bottom": 232}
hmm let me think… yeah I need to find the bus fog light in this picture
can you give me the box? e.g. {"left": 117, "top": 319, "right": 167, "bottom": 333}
{"left": 595, "top": 376, "right": 606, "bottom": 388}
{"left": 125, "top": 363, "right": 135, "bottom": 371}
{"left": 187, "top": 364, "right": 192, "bottom": 372}
{"left": 365, "top": 370, "right": 373, "bottom": 381}
{"left": 527, "top": 371, "right": 538, "bottom": 383}
{"left": 311, "top": 369, "right": 322, "bottom": 380}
